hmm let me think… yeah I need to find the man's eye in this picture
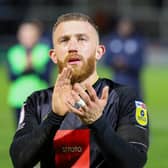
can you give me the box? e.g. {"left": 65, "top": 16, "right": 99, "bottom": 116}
{"left": 60, "top": 39, "right": 68, "bottom": 42}
{"left": 59, "top": 37, "right": 69, "bottom": 43}
{"left": 78, "top": 37, "right": 86, "bottom": 41}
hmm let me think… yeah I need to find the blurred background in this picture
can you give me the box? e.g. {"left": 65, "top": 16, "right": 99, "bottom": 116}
{"left": 0, "top": 0, "right": 168, "bottom": 167}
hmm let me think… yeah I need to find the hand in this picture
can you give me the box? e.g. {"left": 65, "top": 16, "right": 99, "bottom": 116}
{"left": 52, "top": 66, "right": 73, "bottom": 116}
{"left": 66, "top": 83, "right": 109, "bottom": 124}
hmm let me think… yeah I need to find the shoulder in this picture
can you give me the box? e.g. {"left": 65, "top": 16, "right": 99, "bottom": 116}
{"left": 101, "top": 79, "right": 143, "bottom": 108}
{"left": 26, "top": 87, "right": 53, "bottom": 105}
{"left": 95, "top": 78, "right": 120, "bottom": 90}
{"left": 30, "top": 86, "right": 53, "bottom": 98}
{"left": 114, "top": 85, "right": 143, "bottom": 110}
{"left": 115, "top": 85, "right": 138, "bottom": 98}
{"left": 96, "top": 78, "right": 131, "bottom": 92}
{"left": 95, "top": 78, "right": 128, "bottom": 99}
{"left": 7, "top": 44, "right": 23, "bottom": 55}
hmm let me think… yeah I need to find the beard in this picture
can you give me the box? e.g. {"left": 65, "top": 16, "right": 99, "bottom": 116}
{"left": 57, "top": 53, "right": 96, "bottom": 84}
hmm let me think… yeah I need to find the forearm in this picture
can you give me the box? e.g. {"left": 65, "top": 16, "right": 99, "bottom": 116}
{"left": 10, "top": 112, "right": 64, "bottom": 168}
{"left": 89, "top": 116, "right": 147, "bottom": 168}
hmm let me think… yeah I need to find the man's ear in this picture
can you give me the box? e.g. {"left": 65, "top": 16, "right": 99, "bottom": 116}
{"left": 49, "top": 49, "right": 57, "bottom": 64}
{"left": 96, "top": 45, "right": 106, "bottom": 60}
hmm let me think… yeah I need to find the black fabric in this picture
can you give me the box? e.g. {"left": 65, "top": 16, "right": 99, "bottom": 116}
{"left": 10, "top": 78, "right": 149, "bottom": 168}
{"left": 117, "top": 124, "right": 148, "bottom": 149}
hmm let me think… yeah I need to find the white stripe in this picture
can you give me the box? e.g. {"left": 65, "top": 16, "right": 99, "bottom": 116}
{"left": 18, "top": 106, "right": 25, "bottom": 124}
{"left": 135, "top": 124, "right": 147, "bottom": 131}
{"left": 129, "top": 141, "right": 147, "bottom": 149}
{"left": 95, "top": 159, "right": 105, "bottom": 168}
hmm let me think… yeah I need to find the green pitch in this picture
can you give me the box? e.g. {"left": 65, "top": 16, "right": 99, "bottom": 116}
{"left": 0, "top": 64, "right": 168, "bottom": 167}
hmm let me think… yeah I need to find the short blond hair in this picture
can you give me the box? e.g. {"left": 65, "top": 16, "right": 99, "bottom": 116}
{"left": 52, "top": 12, "right": 99, "bottom": 35}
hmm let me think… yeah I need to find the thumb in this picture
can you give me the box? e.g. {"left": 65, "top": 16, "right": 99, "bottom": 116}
{"left": 101, "top": 86, "right": 109, "bottom": 101}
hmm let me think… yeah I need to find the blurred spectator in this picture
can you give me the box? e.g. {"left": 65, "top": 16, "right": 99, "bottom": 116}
{"left": 102, "top": 17, "right": 146, "bottom": 98}
{"left": 93, "top": 10, "right": 112, "bottom": 37}
{"left": 6, "top": 20, "right": 53, "bottom": 125}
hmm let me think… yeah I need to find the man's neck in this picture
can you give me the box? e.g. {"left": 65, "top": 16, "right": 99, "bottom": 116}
{"left": 80, "top": 71, "right": 99, "bottom": 89}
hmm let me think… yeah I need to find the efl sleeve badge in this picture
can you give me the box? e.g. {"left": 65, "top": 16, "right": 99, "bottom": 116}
{"left": 135, "top": 101, "right": 148, "bottom": 126}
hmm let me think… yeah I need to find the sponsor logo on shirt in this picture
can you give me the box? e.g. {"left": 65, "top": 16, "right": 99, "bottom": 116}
{"left": 53, "top": 129, "right": 90, "bottom": 168}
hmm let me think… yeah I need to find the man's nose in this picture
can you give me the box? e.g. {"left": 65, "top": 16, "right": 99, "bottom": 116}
{"left": 68, "top": 39, "right": 78, "bottom": 51}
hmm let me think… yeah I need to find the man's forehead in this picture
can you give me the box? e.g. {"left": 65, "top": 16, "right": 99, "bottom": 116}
{"left": 54, "top": 20, "right": 96, "bottom": 36}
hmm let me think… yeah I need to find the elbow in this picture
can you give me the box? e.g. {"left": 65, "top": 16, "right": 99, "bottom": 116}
{"left": 126, "top": 151, "right": 148, "bottom": 168}
{"left": 138, "top": 152, "right": 148, "bottom": 168}
{"left": 10, "top": 143, "right": 27, "bottom": 168}
{"left": 10, "top": 142, "right": 39, "bottom": 168}
{"left": 10, "top": 143, "right": 21, "bottom": 168}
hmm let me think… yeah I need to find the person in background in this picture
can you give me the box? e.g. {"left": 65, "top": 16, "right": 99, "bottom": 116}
{"left": 102, "top": 17, "right": 146, "bottom": 98}
{"left": 6, "top": 20, "right": 52, "bottom": 125}
{"left": 10, "top": 13, "right": 149, "bottom": 168}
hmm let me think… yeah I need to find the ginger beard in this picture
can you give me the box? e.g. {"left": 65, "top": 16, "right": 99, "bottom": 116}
{"left": 57, "top": 52, "right": 96, "bottom": 84}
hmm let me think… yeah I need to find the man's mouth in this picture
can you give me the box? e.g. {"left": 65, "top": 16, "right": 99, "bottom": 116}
{"left": 68, "top": 57, "right": 81, "bottom": 65}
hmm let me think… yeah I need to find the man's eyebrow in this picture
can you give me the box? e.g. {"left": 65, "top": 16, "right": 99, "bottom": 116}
{"left": 75, "top": 33, "right": 89, "bottom": 40}
{"left": 57, "top": 35, "right": 69, "bottom": 42}
{"left": 57, "top": 33, "right": 89, "bottom": 41}
{"left": 76, "top": 33, "right": 88, "bottom": 37}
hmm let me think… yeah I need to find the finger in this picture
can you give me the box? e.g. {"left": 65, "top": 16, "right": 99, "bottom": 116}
{"left": 64, "top": 67, "right": 69, "bottom": 78}
{"left": 55, "top": 74, "right": 61, "bottom": 85}
{"left": 66, "top": 101, "right": 84, "bottom": 116}
{"left": 71, "top": 90, "right": 80, "bottom": 101}
{"left": 61, "top": 67, "right": 67, "bottom": 79}
{"left": 55, "top": 75, "right": 64, "bottom": 90}
{"left": 56, "top": 69, "right": 67, "bottom": 87}
{"left": 57, "top": 67, "right": 71, "bottom": 86}
{"left": 85, "top": 83, "right": 98, "bottom": 102}
{"left": 71, "top": 91, "right": 88, "bottom": 111}
{"left": 67, "top": 65, "right": 73, "bottom": 79}
{"left": 65, "top": 66, "right": 71, "bottom": 79}
{"left": 66, "top": 94, "right": 76, "bottom": 106}
{"left": 73, "top": 83, "right": 90, "bottom": 105}
{"left": 101, "top": 86, "right": 109, "bottom": 100}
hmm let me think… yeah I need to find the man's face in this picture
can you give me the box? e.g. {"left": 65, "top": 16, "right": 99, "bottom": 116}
{"left": 18, "top": 24, "right": 40, "bottom": 49}
{"left": 52, "top": 20, "right": 99, "bottom": 84}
